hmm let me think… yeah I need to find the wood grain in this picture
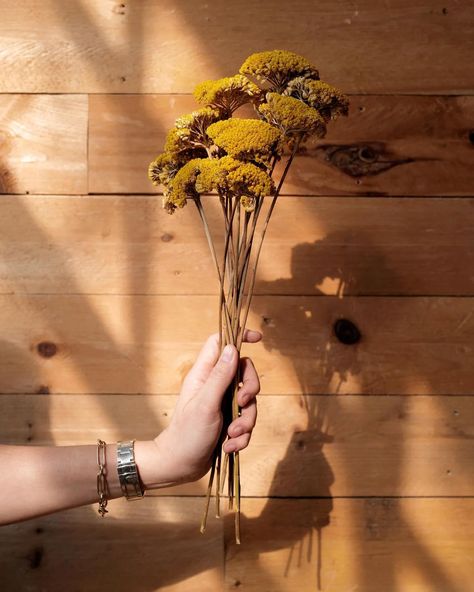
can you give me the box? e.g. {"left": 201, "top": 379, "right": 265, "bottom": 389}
{"left": 0, "top": 295, "right": 472, "bottom": 395}
{"left": 224, "top": 498, "right": 474, "bottom": 592}
{"left": 0, "top": 497, "right": 471, "bottom": 592}
{"left": 0, "top": 2, "right": 472, "bottom": 590}
{"left": 89, "top": 94, "right": 474, "bottom": 196}
{"left": 0, "top": 95, "right": 88, "bottom": 194}
{"left": 1, "top": 1, "right": 473, "bottom": 94}
{"left": 1, "top": 194, "right": 472, "bottom": 296}
{"left": 1, "top": 394, "right": 472, "bottom": 497}
{"left": 0, "top": 497, "right": 224, "bottom": 592}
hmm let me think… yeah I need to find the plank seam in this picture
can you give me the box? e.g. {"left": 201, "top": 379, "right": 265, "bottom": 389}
{"left": 1, "top": 92, "right": 474, "bottom": 97}
{"left": 1, "top": 392, "right": 472, "bottom": 397}
{"left": 143, "top": 494, "right": 474, "bottom": 499}
{"left": 1, "top": 293, "right": 473, "bottom": 298}
{"left": 2, "top": 193, "right": 474, "bottom": 200}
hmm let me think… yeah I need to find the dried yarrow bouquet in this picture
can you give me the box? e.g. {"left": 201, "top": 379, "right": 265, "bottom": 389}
{"left": 148, "top": 50, "right": 349, "bottom": 543}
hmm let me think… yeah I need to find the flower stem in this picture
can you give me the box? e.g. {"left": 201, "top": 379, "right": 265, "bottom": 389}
{"left": 238, "top": 140, "right": 301, "bottom": 349}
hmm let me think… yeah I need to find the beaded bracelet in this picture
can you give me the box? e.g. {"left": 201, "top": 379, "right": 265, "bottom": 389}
{"left": 96, "top": 439, "right": 109, "bottom": 517}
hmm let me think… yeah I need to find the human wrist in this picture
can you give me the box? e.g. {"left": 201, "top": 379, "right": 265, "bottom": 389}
{"left": 133, "top": 438, "right": 178, "bottom": 491}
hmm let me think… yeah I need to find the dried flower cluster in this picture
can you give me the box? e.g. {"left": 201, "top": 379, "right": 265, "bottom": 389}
{"left": 240, "top": 49, "right": 319, "bottom": 92}
{"left": 147, "top": 50, "right": 349, "bottom": 543}
{"left": 194, "top": 74, "right": 261, "bottom": 115}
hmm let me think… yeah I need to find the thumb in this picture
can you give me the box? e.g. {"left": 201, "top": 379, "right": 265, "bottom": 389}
{"left": 198, "top": 344, "right": 238, "bottom": 413}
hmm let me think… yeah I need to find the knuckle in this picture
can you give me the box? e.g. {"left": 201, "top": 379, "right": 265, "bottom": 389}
{"left": 250, "top": 377, "right": 260, "bottom": 395}
{"left": 239, "top": 433, "right": 251, "bottom": 450}
{"left": 213, "top": 361, "right": 231, "bottom": 379}
{"left": 200, "top": 399, "right": 219, "bottom": 418}
{"left": 205, "top": 333, "right": 220, "bottom": 356}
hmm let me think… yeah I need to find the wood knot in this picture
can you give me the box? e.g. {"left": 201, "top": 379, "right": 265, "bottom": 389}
{"left": 295, "top": 438, "right": 306, "bottom": 450}
{"left": 334, "top": 318, "right": 361, "bottom": 345}
{"left": 36, "top": 385, "right": 50, "bottom": 394}
{"left": 161, "top": 233, "right": 174, "bottom": 242}
{"left": 320, "top": 142, "right": 414, "bottom": 178}
{"left": 37, "top": 342, "right": 57, "bottom": 358}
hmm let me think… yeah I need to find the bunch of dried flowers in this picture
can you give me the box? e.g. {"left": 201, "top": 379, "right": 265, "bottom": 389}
{"left": 148, "top": 49, "right": 348, "bottom": 543}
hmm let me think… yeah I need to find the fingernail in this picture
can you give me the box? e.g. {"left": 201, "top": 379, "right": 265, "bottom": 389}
{"left": 247, "top": 330, "right": 261, "bottom": 338}
{"left": 221, "top": 345, "right": 234, "bottom": 362}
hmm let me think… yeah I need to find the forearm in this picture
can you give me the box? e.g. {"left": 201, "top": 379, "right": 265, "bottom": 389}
{"left": 0, "top": 440, "right": 171, "bottom": 526}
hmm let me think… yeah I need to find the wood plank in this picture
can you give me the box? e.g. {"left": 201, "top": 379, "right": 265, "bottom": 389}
{"left": 0, "top": 95, "right": 88, "bottom": 194}
{"left": 0, "top": 497, "right": 224, "bottom": 592}
{"left": 1, "top": 194, "right": 473, "bottom": 296}
{"left": 0, "top": 497, "right": 471, "bottom": 592}
{"left": 0, "top": 295, "right": 472, "bottom": 395}
{"left": 1, "top": 1, "right": 473, "bottom": 93}
{"left": 89, "top": 94, "right": 474, "bottom": 196}
{"left": 1, "top": 394, "right": 472, "bottom": 497}
{"left": 224, "top": 498, "right": 474, "bottom": 592}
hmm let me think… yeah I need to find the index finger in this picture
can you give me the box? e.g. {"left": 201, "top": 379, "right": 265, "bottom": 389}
{"left": 182, "top": 329, "right": 262, "bottom": 391}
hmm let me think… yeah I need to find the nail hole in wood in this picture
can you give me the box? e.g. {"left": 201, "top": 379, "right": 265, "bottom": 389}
{"left": 28, "top": 547, "right": 44, "bottom": 569}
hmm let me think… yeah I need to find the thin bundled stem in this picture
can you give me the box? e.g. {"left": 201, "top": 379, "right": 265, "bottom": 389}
{"left": 198, "top": 139, "right": 303, "bottom": 544}
{"left": 195, "top": 197, "right": 233, "bottom": 340}
{"left": 237, "top": 139, "right": 301, "bottom": 349}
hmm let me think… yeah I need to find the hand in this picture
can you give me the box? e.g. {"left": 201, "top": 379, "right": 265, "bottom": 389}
{"left": 151, "top": 330, "right": 261, "bottom": 487}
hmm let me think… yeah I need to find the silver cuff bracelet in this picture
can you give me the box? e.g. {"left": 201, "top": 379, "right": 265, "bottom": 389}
{"left": 116, "top": 440, "right": 145, "bottom": 500}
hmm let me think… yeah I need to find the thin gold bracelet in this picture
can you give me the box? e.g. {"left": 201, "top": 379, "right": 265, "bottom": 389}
{"left": 97, "top": 439, "right": 109, "bottom": 517}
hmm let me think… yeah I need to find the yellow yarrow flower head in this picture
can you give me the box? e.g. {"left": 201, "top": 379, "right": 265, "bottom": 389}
{"left": 218, "top": 156, "right": 274, "bottom": 211}
{"left": 194, "top": 75, "right": 262, "bottom": 116}
{"left": 148, "top": 152, "right": 180, "bottom": 188}
{"left": 207, "top": 118, "right": 282, "bottom": 166}
{"left": 240, "top": 50, "right": 319, "bottom": 93}
{"left": 284, "top": 78, "right": 349, "bottom": 122}
{"left": 164, "top": 158, "right": 205, "bottom": 214}
{"left": 163, "top": 107, "right": 222, "bottom": 166}
{"left": 163, "top": 128, "right": 207, "bottom": 166}
{"left": 174, "top": 107, "right": 223, "bottom": 148}
{"left": 160, "top": 155, "right": 274, "bottom": 215}
{"left": 259, "top": 93, "right": 326, "bottom": 142}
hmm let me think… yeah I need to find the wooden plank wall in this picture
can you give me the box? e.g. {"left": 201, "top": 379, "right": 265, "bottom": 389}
{"left": 0, "top": 1, "right": 473, "bottom": 590}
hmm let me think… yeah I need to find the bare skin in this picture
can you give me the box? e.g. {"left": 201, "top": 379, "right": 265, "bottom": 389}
{"left": 0, "top": 330, "right": 261, "bottom": 526}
